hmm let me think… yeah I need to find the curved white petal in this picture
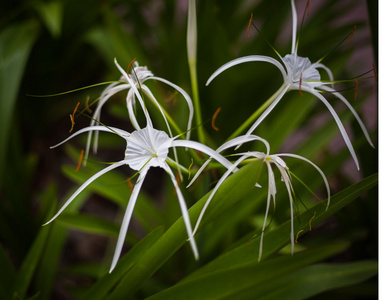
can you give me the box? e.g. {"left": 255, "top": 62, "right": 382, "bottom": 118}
{"left": 190, "top": 155, "right": 249, "bottom": 238}
{"left": 50, "top": 126, "right": 130, "bottom": 149}
{"left": 277, "top": 153, "right": 331, "bottom": 209}
{"left": 109, "top": 170, "right": 147, "bottom": 273}
{"left": 148, "top": 76, "right": 194, "bottom": 141}
{"left": 172, "top": 140, "right": 234, "bottom": 170}
{"left": 187, "top": 135, "right": 270, "bottom": 188}
{"left": 306, "top": 88, "right": 360, "bottom": 170}
{"left": 319, "top": 85, "right": 374, "bottom": 148}
{"left": 163, "top": 163, "right": 199, "bottom": 259}
{"left": 245, "top": 83, "right": 290, "bottom": 136}
{"left": 206, "top": 55, "right": 288, "bottom": 86}
{"left": 313, "top": 63, "right": 334, "bottom": 87}
{"left": 114, "top": 58, "right": 153, "bottom": 128}
{"left": 44, "top": 160, "right": 128, "bottom": 226}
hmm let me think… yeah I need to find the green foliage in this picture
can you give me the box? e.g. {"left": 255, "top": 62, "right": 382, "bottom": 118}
{"left": 0, "top": 0, "right": 377, "bottom": 299}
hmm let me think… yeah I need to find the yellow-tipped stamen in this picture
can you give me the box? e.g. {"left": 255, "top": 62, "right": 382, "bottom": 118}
{"left": 295, "top": 230, "right": 304, "bottom": 243}
{"left": 299, "top": 73, "right": 303, "bottom": 96}
{"left": 69, "top": 102, "right": 80, "bottom": 133}
{"left": 76, "top": 150, "right": 84, "bottom": 172}
{"left": 126, "top": 57, "right": 137, "bottom": 78}
{"left": 248, "top": 234, "right": 258, "bottom": 247}
{"left": 354, "top": 79, "right": 358, "bottom": 102}
{"left": 309, "top": 211, "right": 316, "bottom": 230}
{"left": 348, "top": 25, "right": 356, "bottom": 45}
{"left": 212, "top": 107, "right": 221, "bottom": 131}
{"left": 247, "top": 13, "right": 253, "bottom": 37}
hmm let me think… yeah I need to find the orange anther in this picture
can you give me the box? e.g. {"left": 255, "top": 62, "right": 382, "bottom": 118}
{"left": 69, "top": 102, "right": 80, "bottom": 133}
{"left": 247, "top": 13, "right": 253, "bottom": 37}
{"left": 309, "top": 211, "right": 316, "bottom": 230}
{"left": 126, "top": 178, "right": 134, "bottom": 194}
{"left": 307, "top": 0, "right": 310, "bottom": 16}
{"left": 295, "top": 230, "right": 304, "bottom": 243}
{"left": 354, "top": 79, "right": 358, "bottom": 102}
{"left": 212, "top": 107, "right": 221, "bottom": 131}
{"left": 126, "top": 58, "right": 137, "bottom": 78}
{"left": 348, "top": 25, "right": 356, "bottom": 45}
{"left": 76, "top": 150, "right": 84, "bottom": 172}
{"left": 372, "top": 62, "right": 377, "bottom": 79}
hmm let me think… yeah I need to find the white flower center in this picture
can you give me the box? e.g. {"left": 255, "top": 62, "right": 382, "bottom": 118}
{"left": 120, "top": 61, "right": 153, "bottom": 85}
{"left": 283, "top": 54, "right": 321, "bottom": 87}
{"left": 124, "top": 126, "right": 172, "bottom": 170}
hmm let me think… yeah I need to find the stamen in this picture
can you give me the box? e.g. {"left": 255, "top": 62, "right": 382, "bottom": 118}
{"left": 212, "top": 107, "right": 221, "bottom": 131}
{"left": 307, "top": 0, "right": 310, "bottom": 16}
{"left": 85, "top": 96, "right": 92, "bottom": 113}
{"left": 126, "top": 57, "right": 137, "bottom": 78}
{"left": 69, "top": 102, "right": 80, "bottom": 132}
{"left": 295, "top": 230, "right": 304, "bottom": 243}
{"left": 247, "top": 13, "right": 253, "bottom": 37}
{"left": 126, "top": 178, "right": 134, "bottom": 194}
{"left": 75, "top": 150, "right": 84, "bottom": 172}
{"left": 348, "top": 25, "right": 356, "bottom": 45}
{"left": 354, "top": 79, "right": 358, "bottom": 102}
{"left": 372, "top": 62, "right": 377, "bottom": 79}
{"left": 309, "top": 211, "right": 316, "bottom": 230}
{"left": 299, "top": 73, "right": 303, "bottom": 96}
{"left": 188, "top": 158, "right": 194, "bottom": 180}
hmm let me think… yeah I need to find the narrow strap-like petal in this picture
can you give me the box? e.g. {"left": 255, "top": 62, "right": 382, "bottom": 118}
{"left": 44, "top": 160, "right": 128, "bottom": 226}
{"left": 206, "top": 55, "right": 288, "bottom": 86}
{"left": 109, "top": 170, "right": 147, "bottom": 273}
{"left": 307, "top": 88, "right": 360, "bottom": 170}
{"left": 163, "top": 163, "right": 199, "bottom": 259}
{"left": 50, "top": 126, "right": 130, "bottom": 149}
{"left": 290, "top": 0, "right": 297, "bottom": 54}
{"left": 148, "top": 76, "right": 194, "bottom": 141}
{"left": 277, "top": 153, "right": 331, "bottom": 209}
{"left": 191, "top": 155, "right": 249, "bottom": 237}
{"left": 319, "top": 85, "right": 374, "bottom": 148}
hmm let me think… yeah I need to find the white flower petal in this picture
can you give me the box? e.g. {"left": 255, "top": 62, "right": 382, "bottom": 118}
{"left": 109, "top": 170, "right": 147, "bottom": 273}
{"left": 206, "top": 55, "right": 288, "bottom": 86}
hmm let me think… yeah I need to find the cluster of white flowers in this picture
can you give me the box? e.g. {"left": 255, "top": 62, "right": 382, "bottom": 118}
{"left": 46, "top": 0, "right": 372, "bottom": 273}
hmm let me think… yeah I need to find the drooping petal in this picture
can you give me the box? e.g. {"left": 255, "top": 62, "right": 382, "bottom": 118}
{"left": 109, "top": 170, "right": 148, "bottom": 273}
{"left": 187, "top": 134, "right": 270, "bottom": 188}
{"left": 319, "top": 85, "right": 374, "bottom": 148}
{"left": 162, "top": 163, "right": 199, "bottom": 259}
{"left": 245, "top": 83, "right": 290, "bottom": 136}
{"left": 44, "top": 160, "right": 128, "bottom": 226}
{"left": 148, "top": 76, "right": 194, "bottom": 140}
{"left": 50, "top": 125, "right": 130, "bottom": 149}
{"left": 306, "top": 88, "right": 360, "bottom": 170}
{"left": 206, "top": 55, "right": 288, "bottom": 86}
{"left": 277, "top": 153, "right": 331, "bottom": 209}
{"left": 191, "top": 155, "right": 249, "bottom": 237}
{"left": 290, "top": 0, "right": 297, "bottom": 54}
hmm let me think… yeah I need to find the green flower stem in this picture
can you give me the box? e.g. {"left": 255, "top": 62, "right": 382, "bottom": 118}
{"left": 189, "top": 63, "right": 205, "bottom": 143}
{"left": 228, "top": 83, "right": 287, "bottom": 140}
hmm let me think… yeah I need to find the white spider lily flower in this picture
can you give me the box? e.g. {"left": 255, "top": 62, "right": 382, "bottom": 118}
{"left": 85, "top": 58, "right": 194, "bottom": 163}
{"left": 45, "top": 124, "right": 233, "bottom": 273}
{"left": 206, "top": 0, "right": 373, "bottom": 170}
{"left": 189, "top": 135, "right": 330, "bottom": 262}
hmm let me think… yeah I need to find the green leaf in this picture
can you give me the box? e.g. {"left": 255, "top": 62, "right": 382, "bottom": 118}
{"left": 146, "top": 242, "right": 349, "bottom": 300}
{"left": 81, "top": 226, "right": 164, "bottom": 300}
{"left": 35, "top": 1, "right": 63, "bottom": 38}
{"left": 106, "top": 160, "right": 263, "bottom": 299}
{"left": 183, "top": 173, "right": 377, "bottom": 281}
{"left": 227, "top": 261, "right": 378, "bottom": 300}
{"left": 0, "top": 21, "right": 39, "bottom": 184}
{"left": 0, "top": 243, "right": 16, "bottom": 299}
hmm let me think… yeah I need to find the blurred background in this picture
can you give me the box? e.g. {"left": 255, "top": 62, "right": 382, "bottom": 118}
{"left": 0, "top": 0, "right": 377, "bottom": 299}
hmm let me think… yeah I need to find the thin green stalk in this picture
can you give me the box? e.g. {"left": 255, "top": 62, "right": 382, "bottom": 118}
{"left": 189, "top": 65, "right": 205, "bottom": 143}
{"left": 228, "top": 83, "right": 287, "bottom": 140}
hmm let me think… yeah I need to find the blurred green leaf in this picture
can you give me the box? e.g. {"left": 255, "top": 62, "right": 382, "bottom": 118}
{"left": 146, "top": 242, "right": 349, "bottom": 300}
{"left": 0, "top": 21, "right": 39, "bottom": 184}
{"left": 81, "top": 226, "right": 164, "bottom": 300}
{"left": 35, "top": 1, "right": 63, "bottom": 38}
{"left": 0, "top": 243, "right": 15, "bottom": 299}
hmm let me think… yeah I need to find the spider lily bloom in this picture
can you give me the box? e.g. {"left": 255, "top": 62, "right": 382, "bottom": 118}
{"left": 206, "top": 0, "right": 374, "bottom": 170}
{"left": 45, "top": 123, "right": 233, "bottom": 273}
{"left": 85, "top": 58, "right": 194, "bottom": 163}
{"left": 189, "top": 135, "right": 330, "bottom": 262}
